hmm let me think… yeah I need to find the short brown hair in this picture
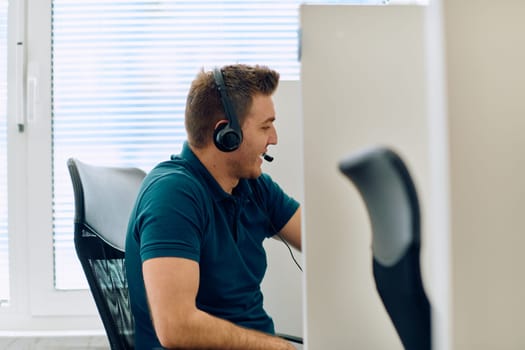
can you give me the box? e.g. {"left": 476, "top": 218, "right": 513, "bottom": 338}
{"left": 184, "top": 64, "right": 280, "bottom": 148}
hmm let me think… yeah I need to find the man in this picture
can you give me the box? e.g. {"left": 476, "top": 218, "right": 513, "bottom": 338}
{"left": 125, "top": 64, "right": 302, "bottom": 349}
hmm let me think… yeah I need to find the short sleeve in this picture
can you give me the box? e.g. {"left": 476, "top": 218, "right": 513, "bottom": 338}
{"left": 134, "top": 172, "right": 209, "bottom": 263}
{"left": 251, "top": 173, "right": 300, "bottom": 234}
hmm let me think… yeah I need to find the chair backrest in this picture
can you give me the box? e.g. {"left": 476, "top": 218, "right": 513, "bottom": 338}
{"left": 67, "top": 158, "right": 146, "bottom": 350}
{"left": 338, "top": 147, "right": 431, "bottom": 350}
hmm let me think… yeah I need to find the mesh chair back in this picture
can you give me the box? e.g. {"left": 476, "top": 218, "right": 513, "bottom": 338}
{"left": 67, "top": 158, "right": 146, "bottom": 350}
{"left": 339, "top": 147, "right": 431, "bottom": 350}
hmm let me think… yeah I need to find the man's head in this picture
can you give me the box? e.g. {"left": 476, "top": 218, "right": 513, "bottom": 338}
{"left": 185, "top": 64, "right": 280, "bottom": 150}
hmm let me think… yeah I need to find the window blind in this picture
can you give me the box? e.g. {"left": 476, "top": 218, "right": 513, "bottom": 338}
{"left": 51, "top": 0, "right": 303, "bottom": 289}
{"left": 0, "top": 0, "right": 9, "bottom": 304}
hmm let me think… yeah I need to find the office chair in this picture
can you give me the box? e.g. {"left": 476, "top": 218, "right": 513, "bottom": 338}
{"left": 68, "top": 158, "right": 146, "bottom": 350}
{"left": 338, "top": 147, "right": 431, "bottom": 350}
{"left": 68, "top": 158, "right": 302, "bottom": 348}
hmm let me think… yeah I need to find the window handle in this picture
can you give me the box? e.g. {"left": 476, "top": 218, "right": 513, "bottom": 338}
{"left": 15, "top": 0, "right": 26, "bottom": 133}
{"left": 15, "top": 42, "right": 25, "bottom": 133}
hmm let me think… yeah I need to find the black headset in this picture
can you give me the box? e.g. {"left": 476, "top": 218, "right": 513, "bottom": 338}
{"left": 213, "top": 67, "right": 243, "bottom": 152}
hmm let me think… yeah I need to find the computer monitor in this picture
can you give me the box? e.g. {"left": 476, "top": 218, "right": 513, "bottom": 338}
{"left": 299, "top": 4, "right": 447, "bottom": 349}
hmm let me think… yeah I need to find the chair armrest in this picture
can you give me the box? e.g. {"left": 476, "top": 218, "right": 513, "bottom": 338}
{"left": 276, "top": 333, "right": 303, "bottom": 344}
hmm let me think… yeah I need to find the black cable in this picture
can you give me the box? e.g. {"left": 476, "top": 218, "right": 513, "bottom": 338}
{"left": 248, "top": 180, "right": 303, "bottom": 273}
{"left": 275, "top": 233, "right": 303, "bottom": 272}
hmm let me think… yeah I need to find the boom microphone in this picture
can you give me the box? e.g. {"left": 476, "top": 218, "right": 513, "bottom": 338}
{"left": 262, "top": 153, "right": 274, "bottom": 162}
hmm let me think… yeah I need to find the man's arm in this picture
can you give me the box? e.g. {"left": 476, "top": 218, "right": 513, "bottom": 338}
{"left": 277, "top": 207, "right": 301, "bottom": 251}
{"left": 143, "top": 257, "right": 296, "bottom": 350}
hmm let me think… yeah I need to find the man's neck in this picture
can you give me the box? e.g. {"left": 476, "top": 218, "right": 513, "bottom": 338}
{"left": 190, "top": 144, "right": 239, "bottom": 194}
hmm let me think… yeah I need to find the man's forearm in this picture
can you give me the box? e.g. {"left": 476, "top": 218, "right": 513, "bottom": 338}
{"left": 156, "top": 308, "right": 295, "bottom": 350}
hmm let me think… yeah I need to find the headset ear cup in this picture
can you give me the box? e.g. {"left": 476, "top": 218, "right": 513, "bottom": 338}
{"left": 214, "top": 122, "right": 242, "bottom": 152}
{"left": 212, "top": 67, "right": 243, "bottom": 152}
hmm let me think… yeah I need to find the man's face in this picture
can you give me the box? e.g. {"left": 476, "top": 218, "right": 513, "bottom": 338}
{"left": 227, "top": 94, "right": 277, "bottom": 179}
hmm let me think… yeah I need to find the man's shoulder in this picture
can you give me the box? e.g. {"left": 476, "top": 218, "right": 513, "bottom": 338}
{"left": 143, "top": 160, "right": 205, "bottom": 195}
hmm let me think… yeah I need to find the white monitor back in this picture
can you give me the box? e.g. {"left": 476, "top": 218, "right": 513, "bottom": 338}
{"left": 300, "top": 4, "right": 449, "bottom": 349}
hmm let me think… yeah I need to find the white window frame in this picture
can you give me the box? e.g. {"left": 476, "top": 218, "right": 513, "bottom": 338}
{"left": 0, "top": 0, "right": 102, "bottom": 330}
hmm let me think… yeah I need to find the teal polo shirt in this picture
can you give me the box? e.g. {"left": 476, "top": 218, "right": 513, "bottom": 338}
{"left": 125, "top": 142, "right": 300, "bottom": 349}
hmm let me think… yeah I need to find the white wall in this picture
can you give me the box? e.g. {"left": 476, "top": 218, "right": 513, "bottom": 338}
{"left": 262, "top": 80, "right": 304, "bottom": 338}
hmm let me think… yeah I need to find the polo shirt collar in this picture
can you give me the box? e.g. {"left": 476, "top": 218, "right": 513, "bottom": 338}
{"left": 178, "top": 142, "right": 253, "bottom": 202}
